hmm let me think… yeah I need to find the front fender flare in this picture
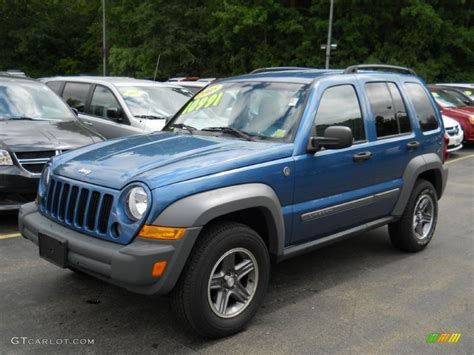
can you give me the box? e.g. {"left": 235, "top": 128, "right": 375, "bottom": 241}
{"left": 153, "top": 183, "right": 285, "bottom": 256}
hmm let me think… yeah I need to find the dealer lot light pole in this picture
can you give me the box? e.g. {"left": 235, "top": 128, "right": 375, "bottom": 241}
{"left": 325, "top": 0, "right": 334, "bottom": 69}
{"left": 102, "top": 0, "right": 107, "bottom": 76}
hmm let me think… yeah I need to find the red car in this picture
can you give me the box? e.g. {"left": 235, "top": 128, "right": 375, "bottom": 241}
{"left": 429, "top": 86, "right": 474, "bottom": 142}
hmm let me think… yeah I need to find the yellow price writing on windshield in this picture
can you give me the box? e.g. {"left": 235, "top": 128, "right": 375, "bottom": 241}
{"left": 183, "top": 92, "right": 224, "bottom": 114}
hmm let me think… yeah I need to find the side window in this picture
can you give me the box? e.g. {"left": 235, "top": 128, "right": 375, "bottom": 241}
{"left": 46, "top": 81, "right": 63, "bottom": 95}
{"left": 366, "top": 82, "right": 411, "bottom": 138}
{"left": 88, "top": 86, "right": 121, "bottom": 120}
{"left": 315, "top": 85, "right": 366, "bottom": 142}
{"left": 404, "top": 82, "right": 439, "bottom": 132}
{"left": 62, "top": 82, "right": 91, "bottom": 113}
{"left": 387, "top": 83, "right": 411, "bottom": 133}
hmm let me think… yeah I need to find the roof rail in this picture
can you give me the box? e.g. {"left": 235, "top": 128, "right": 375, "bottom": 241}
{"left": 250, "top": 67, "right": 314, "bottom": 74}
{"left": 343, "top": 64, "right": 416, "bottom": 75}
{"left": 0, "top": 70, "right": 27, "bottom": 78}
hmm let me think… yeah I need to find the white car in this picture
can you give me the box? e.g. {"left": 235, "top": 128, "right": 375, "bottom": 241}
{"left": 443, "top": 115, "right": 463, "bottom": 152}
{"left": 41, "top": 77, "right": 193, "bottom": 139}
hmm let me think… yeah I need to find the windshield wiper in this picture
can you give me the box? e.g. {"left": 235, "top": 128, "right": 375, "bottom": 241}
{"left": 201, "top": 127, "right": 256, "bottom": 141}
{"left": 134, "top": 114, "right": 167, "bottom": 120}
{"left": 5, "top": 116, "right": 35, "bottom": 120}
{"left": 169, "top": 123, "right": 197, "bottom": 135}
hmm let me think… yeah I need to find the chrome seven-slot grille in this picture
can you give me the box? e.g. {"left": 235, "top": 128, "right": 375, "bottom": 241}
{"left": 14, "top": 150, "right": 67, "bottom": 174}
{"left": 42, "top": 177, "right": 114, "bottom": 235}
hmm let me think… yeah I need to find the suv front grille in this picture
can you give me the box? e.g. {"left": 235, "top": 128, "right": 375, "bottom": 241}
{"left": 14, "top": 150, "right": 68, "bottom": 175}
{"left": 42, "top": 177, "right": 114, "bottom": 235}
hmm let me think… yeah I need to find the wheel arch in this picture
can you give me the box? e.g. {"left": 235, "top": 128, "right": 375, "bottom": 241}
{"left": 153, "top": 183, "right": 285, "bottom": 258}
{"left": 392, "top": 153, "right": 448, "bottom": 216}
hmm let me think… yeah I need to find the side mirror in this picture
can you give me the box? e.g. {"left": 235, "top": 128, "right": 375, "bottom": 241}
{"left": 308, "top": 126, "right": 353, "bottom": 153}
{"left": 107, "top": 108, "right": 123, "bottom": 122}
{"left": 71, "top": 108, "right": 79, "bottom": 116}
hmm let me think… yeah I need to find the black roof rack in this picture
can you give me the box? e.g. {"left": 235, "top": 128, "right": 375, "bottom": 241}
{"left": 250, "top": 67, "right": 315, "bottom": 74}
{"left": 343, "top": 64, "right": 416, "bottom": 75}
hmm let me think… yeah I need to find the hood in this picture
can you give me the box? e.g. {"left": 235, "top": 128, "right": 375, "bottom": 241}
{"left": 442, "top": 115, "right": 461, "bottom": 129}
{"left": 0, "top": 119, "right": 102, "bottom": 152}
{"left": 441, "top": 106, "right": 474, "bottom": 118}
{"left": 54, "top": 132, "right": 293, "bottom": 190}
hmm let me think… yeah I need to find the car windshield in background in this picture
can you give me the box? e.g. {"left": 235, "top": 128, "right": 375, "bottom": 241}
{"left": 166, "top": 81, "right": 309, "bottom": 141}
{"left": 118, "top": 85, "right": 192, "bottom": 119}
{"left": 431, "top": 90, "right": 466, "bottom": 108}
{"left": 0, "top": 82, "right": 74, "bottom": 121}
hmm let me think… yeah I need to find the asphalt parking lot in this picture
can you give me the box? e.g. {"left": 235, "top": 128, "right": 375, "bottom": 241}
{"left": 0, "top": 147, "right": 473, "bottom": 354}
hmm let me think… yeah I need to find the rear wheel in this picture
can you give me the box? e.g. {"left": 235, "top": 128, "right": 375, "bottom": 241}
{"left": 389, "top": 179, "right": 438, "bottom": 252}
{"left": 172, "top": 222, "right": 270, "bottom": 338}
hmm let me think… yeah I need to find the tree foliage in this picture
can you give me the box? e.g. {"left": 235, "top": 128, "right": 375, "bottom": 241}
{"left": 0, "top": 0, "right": 472, "bottom": 82}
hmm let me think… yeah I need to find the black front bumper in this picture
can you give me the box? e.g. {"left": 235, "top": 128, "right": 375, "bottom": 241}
{"left": 0, "top": 165, "right": 39, "bottom": 211}
{"left": 19, "top": 202, "right": 202, "bottom": 295}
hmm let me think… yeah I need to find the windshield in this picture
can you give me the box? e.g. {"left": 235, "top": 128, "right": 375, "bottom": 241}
{"left": 165, "top": 81, "right": 309, "bottom": 141}
{"left": 431, "top": 90, "right": 466, "bottom": 108}
{"left": 118, "top": 85, "right": 192, "bottom": 119}
{"left": 0, "top": 81, "right": 75, "bottom": 121}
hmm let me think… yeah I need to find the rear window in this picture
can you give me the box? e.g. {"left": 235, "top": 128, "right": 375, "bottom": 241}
{"left": 404, "top": 83, "right": 439, "bottom": 132}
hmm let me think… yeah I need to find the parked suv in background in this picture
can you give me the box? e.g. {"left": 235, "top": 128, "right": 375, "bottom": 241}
{"left": 20, "top": 65, "right": 448, "bottom": 337}
{"left": 0, "top": 75, "right": 103, "bottom": 211}
{"left": 42, "top": 77, "right": 192, "bottom": 138}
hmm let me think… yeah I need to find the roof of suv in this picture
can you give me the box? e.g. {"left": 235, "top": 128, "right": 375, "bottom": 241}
{"left": 41, "top": 76, "right": 186, "bottom": 88}
{"left": 229, "top": 65, "right": 418, "bottom": 84}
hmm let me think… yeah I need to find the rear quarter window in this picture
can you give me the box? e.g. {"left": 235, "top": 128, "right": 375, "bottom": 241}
{"left": 62, "top": 82, "right": 92, "bottom": 113}
{"left": 45, "top": 81, "right": 63, "bottom": 95}
{"left": 404, "top": 83, "right": 439, "bottom": 132}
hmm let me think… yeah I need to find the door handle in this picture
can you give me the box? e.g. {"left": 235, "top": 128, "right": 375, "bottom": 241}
{"left": 353, "top": 151, "right": 372, "bottom": 162}
{"left": 406, "top": 141, "right": 420, "bottom": 150}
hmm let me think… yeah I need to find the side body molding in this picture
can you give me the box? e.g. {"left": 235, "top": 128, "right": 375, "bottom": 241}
{"left": 392, "top": 153, "right": 448, "bottom": 217}
{"left": 153, "top": 183, "right": 286, "bottom": 257}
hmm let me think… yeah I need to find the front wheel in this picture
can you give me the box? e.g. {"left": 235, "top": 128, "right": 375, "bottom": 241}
{"left": 389, "top": 179, "right": 438, "bottom": 252}
{"left": 171, "top": 222, "right": 270, "bottom": 338}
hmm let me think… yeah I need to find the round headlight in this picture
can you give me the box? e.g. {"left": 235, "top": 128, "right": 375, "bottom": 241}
{"left": 42, "top": 165, "right": 51, "bottom": 187}
{"left": 126, "top": 186, "right": 148, "bottom": 220}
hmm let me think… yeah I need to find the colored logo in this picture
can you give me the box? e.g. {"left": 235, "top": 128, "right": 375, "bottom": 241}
{"left": 426, "top": 333, "right": 462, "bottom": 344}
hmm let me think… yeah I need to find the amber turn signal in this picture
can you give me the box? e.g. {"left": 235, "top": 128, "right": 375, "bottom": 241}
{"left": 138, "top": 225, "right": 186, "bottom": 240}
{"left": 152, "top": 261, "right": 167, "bottom": 277}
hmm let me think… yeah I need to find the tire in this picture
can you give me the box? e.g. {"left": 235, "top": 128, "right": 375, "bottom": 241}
{"left": 389, "top": 179, "right": 438, "bottom": 252}
{"left": 171, "top": 221, "right": 270, "bottom": 338}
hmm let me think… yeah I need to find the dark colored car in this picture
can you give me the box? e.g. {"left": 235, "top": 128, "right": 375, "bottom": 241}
{"left": 0, "top": 76, "right": 103, "bottom": 211}
{"left": 429, "top": 85, "right": 474, "bottom": 142}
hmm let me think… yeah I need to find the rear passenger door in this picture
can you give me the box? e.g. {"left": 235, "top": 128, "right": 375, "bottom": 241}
{"left": 361, "top": 80, "right": 419, "bottom": 207}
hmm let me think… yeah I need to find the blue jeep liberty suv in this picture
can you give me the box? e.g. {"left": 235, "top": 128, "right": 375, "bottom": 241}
{"left": 19, "top": 64, "right": 448, "bottom": 338}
